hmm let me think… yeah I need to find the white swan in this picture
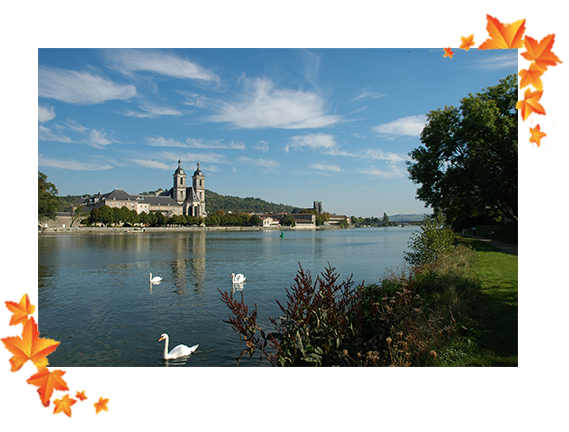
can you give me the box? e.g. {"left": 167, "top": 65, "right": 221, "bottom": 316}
{"left": 149, "top": 273, "right": 163, "bottom": 284}
{"left": 159, "top": 333, "right": 198, "bottom": 360}
{"left": 231, "top": 273, "right": 246, "bottom": 284}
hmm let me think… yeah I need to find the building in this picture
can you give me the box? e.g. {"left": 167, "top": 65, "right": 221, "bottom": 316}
{"left": 74, "top": 161, "right": 206, "bottom": 218}
{"left": 327, "top": 215, "right": 351, "bottom": 226}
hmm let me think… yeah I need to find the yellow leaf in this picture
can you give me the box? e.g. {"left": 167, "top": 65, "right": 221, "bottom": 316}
{"left": 479, "top": 15, "right": 525, "bottom": 49}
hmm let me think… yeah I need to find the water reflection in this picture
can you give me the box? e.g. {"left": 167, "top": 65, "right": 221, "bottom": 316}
{"left": 38, "top": 227, "right": 418, "bottom": 367}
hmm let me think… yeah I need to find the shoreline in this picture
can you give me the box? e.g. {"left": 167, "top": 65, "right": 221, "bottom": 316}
{"left": 37, "top": 225, "right": 340, "bottom": 234}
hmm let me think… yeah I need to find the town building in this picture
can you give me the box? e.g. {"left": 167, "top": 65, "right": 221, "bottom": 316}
{"left": 74, "top": 161, "right": 206, "bottom": 218}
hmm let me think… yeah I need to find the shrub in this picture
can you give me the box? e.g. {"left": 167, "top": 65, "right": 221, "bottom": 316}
{"left": 404, "top": 214, "right": 457, "bottom": 266}
{"left": 219, "top": 263, "right": 363, "bottom": 366}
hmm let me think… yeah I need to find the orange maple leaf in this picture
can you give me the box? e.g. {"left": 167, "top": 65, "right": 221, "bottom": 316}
{"left": 521, "top": 34, "right": 562, "bottom": 71}
{"left": 5, "top": 294, "right": 35, "bottom": 326}
{"left": 443, "top": 47, "right": 454, "bottom": 58}
{"left": 478, "top": 14, "right": 525, "bottom": 49}
{"left": 53, "top": 394, "right": 76, "bottom": 417}
{"left": 94, "top": 396, "right": 109, "bottom": 414}
{"left": 26, "top": 367, "right": 69, "bottom": 407}
{"left": 460, "top": 34, "right": 475, "bottom": 51}
{"left": 529, "top": 124, "right": 546, "bottom": 147}
{"left": 1, "top": 317, "right": 60, "bottom": 372}
{"left": 516, "top": 88, "right": 546, "bottom": 121}
{"left": 75, "top": 391, "right": 87, "bottom": 412}
{"left": 519, "top": 62, "right": 544, "bottom": 91}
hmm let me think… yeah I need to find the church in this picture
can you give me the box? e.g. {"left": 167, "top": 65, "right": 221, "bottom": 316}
{"left": 74, "top": 161, "right": 206, "bottom": 218}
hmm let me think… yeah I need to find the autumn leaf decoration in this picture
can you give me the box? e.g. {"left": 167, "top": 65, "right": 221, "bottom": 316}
{"left": 3, "top": 317, "right": 59, "bottom": 372}
{"left": 444, "top": 15, "right": 561, "bottom": 150}
{"left": 27, "top": 367, "right": 69, "bottom": 407}
{"left": 478, "top": 15, "right": 526, "bottom": 49}
{"left": 94, "top": 397, "right": 110, "bottom": 414}
{"left": 5, "top": 294, "right": 35, "bottom": 326}
{"left": 0, "top": 296, "right": 102, "bottom": 417}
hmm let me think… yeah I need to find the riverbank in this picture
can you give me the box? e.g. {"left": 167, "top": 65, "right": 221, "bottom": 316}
{"left": 38, "top": 225, "right": 329, "bottom": 234}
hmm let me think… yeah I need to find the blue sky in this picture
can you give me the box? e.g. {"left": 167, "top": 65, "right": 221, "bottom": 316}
{"left": 38, "top": 48, "right": 517, "bottom": 217}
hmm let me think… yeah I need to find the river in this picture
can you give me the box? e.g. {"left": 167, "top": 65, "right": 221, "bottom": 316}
{"left": 38, "top": 226, "right": 418, "bottom": 367}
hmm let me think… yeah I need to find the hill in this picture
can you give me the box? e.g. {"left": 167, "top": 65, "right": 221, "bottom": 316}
{"left": 388, "top": 213, "right": 431, "bottom": 221}
{"left": 205, "top": 190, "right": 294, "bottom": 214}
{"left": 57, "top": 191, "right": 295, "bottom": 214}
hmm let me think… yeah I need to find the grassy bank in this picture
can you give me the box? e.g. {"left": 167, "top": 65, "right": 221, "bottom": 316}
{"left": 435, "top": 236, "right": 518, "bottom": 366}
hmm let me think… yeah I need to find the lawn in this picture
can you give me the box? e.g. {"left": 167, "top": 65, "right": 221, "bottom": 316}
{"left": 454, "top": 236, "right": 518, "bottom": 366}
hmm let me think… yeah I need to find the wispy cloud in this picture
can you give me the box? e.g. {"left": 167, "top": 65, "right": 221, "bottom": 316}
{"left": 109, "top": 49, "right": 219, "bottom": 82}
{"left": 38, "top": 66, "right": 136, "bottom": 104}
{"left": 88, "top": 129, "right": 113, "bottom": 147}
{"left": 285, "top": 133, "right": 338, "bottom": 153}
{"left": 131, "top": 159, "right": 172, "bottom": 170}
{"left": 358, "top": 164, "right": 407, "bottom": 179}
{"left": 286, "top": 133, "right": 407, "bottom": 163}
{"left": 237, "top": 156, "right": 280, "bottom": 172}
{"left": 358, "top": 148, "right": 408, "bottom": 163}
{"left": 373, "top": 114, "right": 426, "bottom": 136}
{"left": 309, "top": 163, "right": 343, "bottom": 174}
{"left": 300, "top": 49, "right": 321, "bottom": 86}
{"left": 38, "top": 105, "right": 55, "bottom": 123}
{"left": 473, "top": 52, "right": 518, "bottom": 70}
{"left": 254, "top": 140, "right": 269, "bottom": 152}
{"left": 123, "top": 103, "right": 182, "bottom": 118}
{"left": 350, "top": 90, "right": 386, "bottom": 103}
{"left": 38, "top": 125, "right": 72, "bottom": 143}
{"left": 178, "top": 91, "right": 208, "bottom": 108}
{"left": 38, "top": 155, "right": 114, "bottom": 171}
{"left": 146, "top": 136, "right": 245, "bottom": 150}
{"left": 209, "top": 77, "right": 340, "bottom": 129}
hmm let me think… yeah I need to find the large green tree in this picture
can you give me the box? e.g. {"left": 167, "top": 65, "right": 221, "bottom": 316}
{"left": 38, "top": 171, "right": 59, "bottom": 223}
{"left": 407, "top": 74, "right": 518, "bottom": 226}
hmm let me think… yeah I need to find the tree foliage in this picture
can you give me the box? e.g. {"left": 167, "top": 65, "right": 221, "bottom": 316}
{"left": 407, "top": 74, "right": 518, "bottom": 227}
{"left": 404, "top": 214, "right": 457, "bottom": 267}
{"left": 205, "top": 189, "right": 294, "bottom": 214}
{"left": 38, "top": 171, "right": 59, "bottom": 223}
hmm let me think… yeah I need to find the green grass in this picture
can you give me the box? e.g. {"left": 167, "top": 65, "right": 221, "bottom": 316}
{"left": 445, "top": 236, "right": 518, "bottom": 366}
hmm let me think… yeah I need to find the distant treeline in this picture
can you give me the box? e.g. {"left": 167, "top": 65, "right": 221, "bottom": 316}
{"left": 57, "top": 190, "right": 295, "bottom": 214}
{"left": 204, "top": 190, "right": 294, "bottom": 214}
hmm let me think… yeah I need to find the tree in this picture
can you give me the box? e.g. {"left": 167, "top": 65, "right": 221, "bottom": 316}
{"left": 38, "top": 171, "right": 59, "bottom": 223}
{"left": 281, "top": 215, "right": 296, "bottom": 227}
{"left": 382, "top": 213, "right": 390, "bottom": 226}
{"left": 407, "top": 74, "right": 518, "bottom": 227}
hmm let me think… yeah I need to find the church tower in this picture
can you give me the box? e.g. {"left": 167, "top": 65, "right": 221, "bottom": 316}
{"left": 172, "top": 159, "right": 187, "bottom": 204}
{"left": 192, "top": 162, "right": 206, "bottom": 216}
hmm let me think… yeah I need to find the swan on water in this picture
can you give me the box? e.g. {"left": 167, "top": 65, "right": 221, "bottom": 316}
{"left": 149, "top": 273, "right": 163, "bottom": 284}
{"left": 159, "top": 333, "right": 198, "bottom": 360}
{"left": 231, "top": 273, "right": 246, "bottom": 284}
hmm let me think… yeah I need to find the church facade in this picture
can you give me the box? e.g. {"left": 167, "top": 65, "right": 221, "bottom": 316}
{"left": 74, "top": 161, "right": 206, "bottom": 218}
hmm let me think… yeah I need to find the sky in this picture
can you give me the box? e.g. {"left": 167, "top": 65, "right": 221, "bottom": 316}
{"left": 38, "top": 47, "right": 517, "bottom": 217}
